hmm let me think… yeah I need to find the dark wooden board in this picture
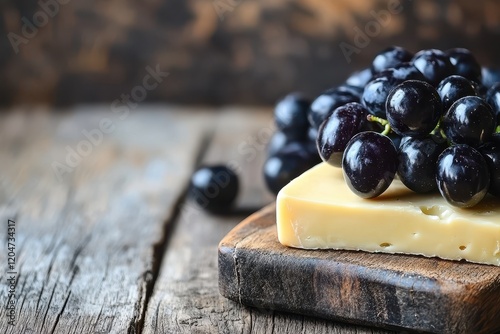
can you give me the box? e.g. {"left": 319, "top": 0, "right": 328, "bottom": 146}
{"left": 219, "top": 204, "right": 500, "bottom": 334}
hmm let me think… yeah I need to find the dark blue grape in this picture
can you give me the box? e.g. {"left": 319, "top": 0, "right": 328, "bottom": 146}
{"left": 189, "top": 165, "right": 239, "bottom": 212}
{"left": 304, "top": 139, "right": 323, "bottom": 165}
{"left": 374, "top": 62, "right": 426, "bottom": 81}
{"left": 442, "top": 96, "right": 495, "bottom": 147}
{"left": 268, "top": 129, "right": 320, "bottom": 160}
{"left": 387, "top": 132, "right": 403, "bottom": 148}
{"left": 412, "top": 49, "right": 454, "bottom": 86}
{"left": 446, "top": 48, "right": 482, "bottom": 83}
{"left": 267, "top": 131, "right": 294, "bottom": 156}
{"left": 336, "top": 84, "right": 363, "bottom": 99}
{"left": 342, "top": 132, "right": 398, "bottom": 198}
{"left": 274, "top": 93, "right": 310, "bottom": 140}
{"left": 471, "top": 80, "right": 488, "bottom": 98}
{"left": 371, "top": 46, "right": 413, "bottom": 74}
{"left": 436, "top": 145, "right": 490, "bottom": 208}
{"left": 482, "top": 67, "right": 500, "bottom": 89}
{"left": 346, "top": 68, "right": 372, "bottom": 88}
{"left": 479, "top": 136, "right": 500, "bottom": 197}
{"left": 263, "top": 142, "right": 318, "bottom": 195}
{"left": 437, "top": 75, "right": 476, "bottom": 112}
{"left": 308, "top": 88, "right": 359, "bottom": 129}
{"left": 397, "top": 135, "right": 448, "bottom": 193}
{"left": 386, "top": 80, "right": 442, "bottom": 137}
{"left": 486, "top": 82, "right": 500, "bottom": 125}
{"left": 362, "top": 75, "right": 403, "bottom": 118}
{"left": 317, "top": 102, "right": 369, "bottom": 167}
{"left": 307, "top": 127, "right": 318, "bottom": 142}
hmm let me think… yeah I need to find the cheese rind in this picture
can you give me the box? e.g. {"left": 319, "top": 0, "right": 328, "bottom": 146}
{"left": 277, "top": 163, "right": 500, "bottom": 266}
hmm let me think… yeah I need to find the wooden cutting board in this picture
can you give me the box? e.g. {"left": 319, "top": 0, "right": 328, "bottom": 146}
{"left": 218, "top": 204, "right": 500, "bottom": 334}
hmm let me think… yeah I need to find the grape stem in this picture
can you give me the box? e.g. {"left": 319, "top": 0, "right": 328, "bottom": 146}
{"left": 381, "top": 124, "right": 391, "bottom": 136}
{"left": 430, "top": 119, "right": 447, "bottom": 140}
{"left": 440, "top": 129, "right": 447, "bottom": 140}
{"left": 367, "top": 115, "right": 391, "bottom": 136}
{"left": 430, "top": 120, "right": 441, "bottom": 135}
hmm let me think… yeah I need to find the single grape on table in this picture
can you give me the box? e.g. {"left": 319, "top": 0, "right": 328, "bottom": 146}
{"left": 189, "top": 165, "right": 239, "bottom": 213}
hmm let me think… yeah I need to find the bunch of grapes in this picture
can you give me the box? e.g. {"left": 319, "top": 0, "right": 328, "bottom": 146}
{"left": 264, "top": 47, "right": 500, "bottom": 208}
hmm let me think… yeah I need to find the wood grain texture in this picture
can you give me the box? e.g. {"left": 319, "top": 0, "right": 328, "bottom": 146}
{"left": 219, "top": 204, "right": 500, "bottom": 334}
{"left": 0, "top": 107, "right": 210, "bottom": 333}
{"left": 143, "top": 109, "right": 392, "bottom": 334}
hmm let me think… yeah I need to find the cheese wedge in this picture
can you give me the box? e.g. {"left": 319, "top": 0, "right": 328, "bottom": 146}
{"left": 276, "top": 162, "right": 500, "bottom": 266}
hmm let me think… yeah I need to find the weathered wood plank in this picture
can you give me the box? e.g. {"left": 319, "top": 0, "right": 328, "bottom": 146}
{"left": 143, "top": 108, "right": 392, "bottom": 334}
{"left": 0, "top": 106, "right": 210, "bottom": 334}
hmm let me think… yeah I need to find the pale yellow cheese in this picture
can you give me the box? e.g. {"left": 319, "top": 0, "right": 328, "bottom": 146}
{"left": 277, "top": 162, "right": 500, "bottom": 266}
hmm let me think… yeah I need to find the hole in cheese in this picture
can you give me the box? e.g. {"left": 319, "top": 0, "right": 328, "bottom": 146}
{"left": 419, "top": 205, "right": 448, "bottom": 219}
{"left": 380, "top": 242, "right": 392, "bottom": 248}
{"left": 459, "top": 245, "right": 467, "bottom": 251}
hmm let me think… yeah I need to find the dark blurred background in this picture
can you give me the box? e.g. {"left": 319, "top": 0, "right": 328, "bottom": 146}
{"left": 1, "top": 0, "right": 500, "bottom": 107}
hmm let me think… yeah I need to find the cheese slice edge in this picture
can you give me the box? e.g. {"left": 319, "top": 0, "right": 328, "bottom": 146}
{"left": 276, "top": 162, "right": 500, "bottom": 266}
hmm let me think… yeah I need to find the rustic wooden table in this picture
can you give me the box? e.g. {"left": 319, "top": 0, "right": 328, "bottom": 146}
{"left": 0, "top": 106, "right": 393, "bottom": 333}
